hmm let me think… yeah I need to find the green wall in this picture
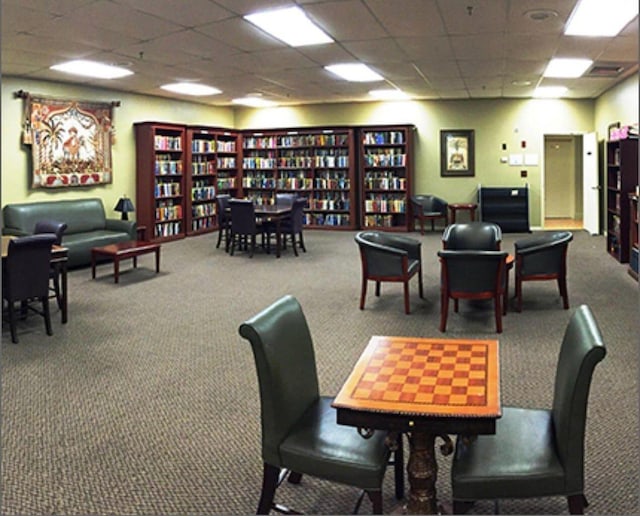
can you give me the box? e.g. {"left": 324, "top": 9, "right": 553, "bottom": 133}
{"left": 2, "top": 74, "right": 637, "bottom": 227}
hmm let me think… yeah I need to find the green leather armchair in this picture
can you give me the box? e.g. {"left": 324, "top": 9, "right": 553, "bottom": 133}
{"left": 355, "top": 231, "right": 423, "bottom": 314}
{"left": 514, "top": 231, "right": 573, "bottom": 312}
{"left": 442, "top": 221, "right": 502, "bottom": 250}
{"left": 239, "top": 295, "right": 403, "bottom": 514}
{"left": 450, "top": 305, "right": 606, "bottom": 514}
{"left": 410, "top": 194, "right": 448, "bottom": 234}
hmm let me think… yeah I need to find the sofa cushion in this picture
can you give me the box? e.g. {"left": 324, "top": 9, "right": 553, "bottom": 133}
{"left": 64, "top": 230, "right": 133, "bottom": 268}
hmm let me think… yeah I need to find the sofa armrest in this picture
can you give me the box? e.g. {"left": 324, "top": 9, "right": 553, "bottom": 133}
{"left": 105, "top": 219, "right": 137, "bottom": 240}
{"left": 2, "top": 228, "right": 31, "bottom": 237}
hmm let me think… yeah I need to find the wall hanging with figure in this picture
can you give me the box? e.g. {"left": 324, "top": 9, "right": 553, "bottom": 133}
{"left": 17, "top": 91, "right": 119, "bottom": 188}
{"left": 440, "top": 129, "right": 475, "bottom": 177}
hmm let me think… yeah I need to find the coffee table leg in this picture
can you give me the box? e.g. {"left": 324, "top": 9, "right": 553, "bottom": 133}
{"left": 114, "top": 257, "right": 120, "bottom": 284}
{"left": 91, "top": 251, "right": 97, "bottom": 279}
{"left": 133, "top": 256, "right": 138, "bottom": 268}
{"left": 61, "top": 261, "right": 68, "bottom": 324}
{"left": 155, "top": 248, "right": 160, "bottom": 273}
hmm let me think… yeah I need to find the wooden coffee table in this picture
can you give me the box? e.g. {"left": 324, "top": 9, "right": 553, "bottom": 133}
{"left": 91, "top": 240, "right": 161, "bottom": 283}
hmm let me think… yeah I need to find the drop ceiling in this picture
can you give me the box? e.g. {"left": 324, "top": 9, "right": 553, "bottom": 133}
{"left": 2, "top": 0, "right": 638, "bottom": 107}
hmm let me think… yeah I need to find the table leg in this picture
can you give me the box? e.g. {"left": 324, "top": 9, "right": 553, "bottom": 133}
{"left": 133, "top": 256, "right": 138, "bottom": 268}
{"left": 275, "top": 219, "right": 282, "bottom": 258}
{"left": 91, "top": 251, "right": 97, "bottom": 279}
{"left": 60, "top": 261, "right": 68, "bottom": 324}
{"left": 114, "top": 257, "right": 120, "bottom": 284}
{"left": 155, "top": 248, "right": 160, "bottom": 273}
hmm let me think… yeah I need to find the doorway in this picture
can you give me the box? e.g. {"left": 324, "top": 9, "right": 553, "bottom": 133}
{"left": 543, "top": 135, "right": 583, "bottom": 229}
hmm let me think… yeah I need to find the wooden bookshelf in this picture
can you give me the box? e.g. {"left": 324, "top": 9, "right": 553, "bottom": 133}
{"left": 241, "top": 128, "right": 357, "bottom": 229}
{"left": 628, "top": 193, "right": 638, "bottom": 279}
{"left": 606, "top": 138, "right": 638, "bottom": 263}
{"left": 134, "top": 122, "right": 186, "bottom": 242}
{"left": 185, "top": 127, "right": 240, "bottom": 236}
{"left": 477, "top": 185, "right": 530, "bottom": 233}
{"left": 359, "top": 125, "right": 414, "bottom": 231}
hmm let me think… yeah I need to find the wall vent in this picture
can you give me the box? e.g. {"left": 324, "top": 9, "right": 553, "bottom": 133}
{"left": 586, "top": 63, "right": 625, "bottom": 77}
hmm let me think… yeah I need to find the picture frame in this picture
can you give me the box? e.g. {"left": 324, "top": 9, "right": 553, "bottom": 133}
{"left": 441, "top": 129, "right": 474, "bottom": 177}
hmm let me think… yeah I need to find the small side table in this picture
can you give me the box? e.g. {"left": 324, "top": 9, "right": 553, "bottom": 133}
{"left": 136, "top": 225, "right": 148, "bottom": 241}
{"left": 448, "top": 203, "right": 477, "bottom": 223}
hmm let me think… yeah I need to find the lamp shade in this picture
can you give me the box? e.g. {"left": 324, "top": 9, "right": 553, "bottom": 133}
{"left": 114, "top": 196, "right": 135, "bottom": 220}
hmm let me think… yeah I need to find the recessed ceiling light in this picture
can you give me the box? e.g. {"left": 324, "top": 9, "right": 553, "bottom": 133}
{"left": 369, "top": 89, "right": 410, "bottom": 100}
{"left": 325, "top": 64, "right": 384, "bottom": 82}
{"left": 232, "top": 97, "right": 277, "bottom": 108}
{"left": 50, "top": 59, "right": 133, "bottom": 79}
{"left": 244, "top": 6, "right": 333, "bottom": 47}
{"left": 524, "top": 9, "right": 558, "bottom": 22}
{"left": 534, "top": 86, "right": 568, "bottom": 98}
{"left": 565, "top": 0, "right": 639, "bottom": 36}
{"left": 511, "top": 80, "right": 532, "bottom": 87}
{"left": 543, "top": 58, "right": 593, "bottom": 78}
{"left": 160, "top": 83, "right": 221, "bottom": 96}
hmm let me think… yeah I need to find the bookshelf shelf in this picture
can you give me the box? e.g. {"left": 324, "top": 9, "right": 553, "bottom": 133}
{"left": 606, "top": 138, "right": 638, "bottom": 263}
{"left": 135, "top": 122, "right": 187, "bottom": 242}
{"left": 359, "top": 125, "right": 414, "bottom": 231}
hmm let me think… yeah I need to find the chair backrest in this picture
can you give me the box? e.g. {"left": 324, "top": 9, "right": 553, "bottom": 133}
{"left": 229, "top": 199, "right": 257, "bottom": 235}
{"left": 551, "top": 304, "right": 606, "bottom": 493}
{"left": 34, "top": 220, "right": 67, "bottom": 245}
{"left": 355, "top": 231, "right": 420, "bottom": 277}
{"left": 238, "top": 295, "right": 320, "bottom": 466}
{"left": 215, "top": 195, "right": 231, "bottom": 224}
{"left": 515, "top": 231, "right": 573, "bottom": 276}
{"left": 442, "top": 222, "right": 502, "bottom": 250}
{"left": 411, "top": 194, "right": 447, "bottom": 214}
{"left": 438, "top": 249, "right": 507, "bottom": 294}
{"left": 275, "top": 193, "right": 297, "bottom": 207}
{"left": 288, "top": 197, "right": 307, "bottom": 232}
{"left": 3, "top": 234, "right": 56, "bottom": 301}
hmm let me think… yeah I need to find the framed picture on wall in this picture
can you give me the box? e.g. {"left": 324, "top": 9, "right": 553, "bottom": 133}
{"left": 441, "top": 129, "right": 474, "bottom": 177}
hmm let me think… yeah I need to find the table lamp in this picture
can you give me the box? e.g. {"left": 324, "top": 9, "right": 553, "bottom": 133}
{"left": 114, "top": 196, "right": 135, "bottom": 220}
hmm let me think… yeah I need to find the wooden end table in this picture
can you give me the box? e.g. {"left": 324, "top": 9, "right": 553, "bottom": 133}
{"left": 91, "top": 240, "right": 161, "bottom": 283}
{"left": 448, "top": 203, "right": 478, "bottom": 223}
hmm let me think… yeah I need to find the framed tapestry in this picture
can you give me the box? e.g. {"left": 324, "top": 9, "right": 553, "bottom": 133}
{"left": 440, "top": 129, "right": 475, "bottom": 177}
{"left": 24, "top": 94, "right": 117, "bottom": 188}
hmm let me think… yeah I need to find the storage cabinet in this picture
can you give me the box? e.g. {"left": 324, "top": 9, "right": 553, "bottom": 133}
{"left": 359, "top": 125, "right": 414, "bottom": 231}
{"left": 186, "top": 127, "right": 240, "bottom": 236}
{"left": 606, "top": 138, "right": 638, "bottom": 263}
{"left": 241, "top": 128, "right": 357, "bottom": 229}
{"left": 135, "top": 122, "right": 186, "bottom": 242}
{"left": 477, "top": 185, "right": 530, "bottom": 233}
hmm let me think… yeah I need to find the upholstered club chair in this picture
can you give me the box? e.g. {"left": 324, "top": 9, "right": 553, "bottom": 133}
{"left": 355, "top": 231, "right": 424, "bottom": 314}
{"left": 33, "top": 220, "right": 67, "bottom": 310}
{"left": 214, "top": 194, "right": 231, "bottom": 251}
{"left": 451, "top": 304, "right": 606, "bottom": 515}
{"left": 442, "top": 221, "right": 502, "bottom": 250}
{"left": 2, "top": 234, "right": 57, "bottom": 344}
{"left": 275, "top": 192, "right": 297, "bottom": 207}
{"left": 239, "top": 295, "right": 404, "bottom": 514}
{"left": 514, "top": 231, "right": 573, "bottom": 312}
{"left": 437, "top": 249, "right": 508, "bottom": 333}
{"left": 411, "top": 195, "right": 448, "bottom": 234}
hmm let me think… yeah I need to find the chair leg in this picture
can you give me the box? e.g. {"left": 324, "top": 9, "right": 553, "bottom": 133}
{"left": 52, "top": 272, "right": 62, "bottom": 310}
{"left": 298, "top": 232, "right": 306, "bottom": 252}
{"left": 43, "top": 296, "right": 52, "bottom": 336}
{"left": 394, "top": 435, "right": 404, "bottom": 500}
{"left": 419, "top": 218, "right": 425, "bottom": 235}
{"left": 291, "top": 233, "right": 298, "bottom": 257}
{"left": 257, "top": 463, "right": 279, "bottom": 515}
{"left": 403, "top": 280, "right": 411, "bottom": 314}
{"left": 452, "top": 500, "right": 475, "bottom": 514}
{"left": 216, "top": 227, "right": 223, "bottom": 248}
{"left": 249, "top": 235, "right": 255, "bottom": 258}
{"left": 515, "top": 277, "right": 523, "bottom": 312}
{"left": 567, "top": 494, "right": 587, "bottom": 514}
{"left": 7, "top": 301, "right": 18, "bottom": 344}
{"left": 558, "top": 276, "right": 570, "bottom": 309}
{"left": 494, "top": 295, "right": 503, "bottom": 333}
{"left": 439, "top": 290, "right": 449, "bottom": 332}
{"left": 418, "top": 270, "right": 424, "bottom": 299}
{"left": 366, "top": 490, "right": 383, "bottom": 514}
{"left": 287, "top": 471, "right": 302, "bottom": 484}
{"left": 375, "top": 281, "right": 381, "bottom": 297}
{"left": 359, "top": 278, "right": 368, "bottom": 310}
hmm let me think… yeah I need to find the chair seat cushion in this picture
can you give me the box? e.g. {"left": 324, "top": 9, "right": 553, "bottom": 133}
{"left": 452, "top": 406, "right": 565, "bottom": 500}
{"left": 279, "top": 397, "right": 390, "bottom": 490}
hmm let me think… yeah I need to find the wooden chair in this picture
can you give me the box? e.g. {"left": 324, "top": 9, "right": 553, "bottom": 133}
{"left": 451, "top": 305, "right": 606, "bottom": 514}
{"left": 2, "top": 234, "right": 57, "bottom": 343}
{"left": 239, "top": 295, "right": 404, "bottom": 514}
{"left": 33, "top": 220, "right": 67, "bottom": 310}
{"left": 214, "top": 194, "right": 231, "bottom": 251}
{"left": 437, "top": 249, "right": 508, "bottom": 333}
{"left": 355, "top": 231, "right": 423, "bottom": 314}
{"left": 514, "top": 231, "right": 573, "bottom": 312}
{"left": 228, "top": 199, "right": 263, "bottom": 258}
{"left": 411, "top": 195, "right": 448, "bottom": 234}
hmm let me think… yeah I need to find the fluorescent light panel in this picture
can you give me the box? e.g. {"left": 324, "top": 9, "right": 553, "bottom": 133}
{"left": 161, "top": 83, "right": 221, "bottom": 96}
{"left": 325, "top": 64, "right": 384, "bottom": 82}
{"left": 232, "top": 97, "right": 277, "bottom": 108}
{"left": 369, "top": 89, "right": 410, "bottom": 100}
{"left": 244, "top": 6, "right": 333, "bottom": 47}
{"left": 543, "top": 58, "right": 593, "bottom": 78}
{"left": 50, "top": 59, "right": 133, "bottom": 79}
{"left": 565, "top": 0, "right": 638, "bottom": 36}
{"left": 534, "top": 86, "right": 568, "bottom": 98}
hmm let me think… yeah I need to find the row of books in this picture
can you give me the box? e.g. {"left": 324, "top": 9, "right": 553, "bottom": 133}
{"left": 155, "top": 203, "right": 182, "bottom": 222}
{"left": 278, "top": 134, "right": 349, "bottom": 148}
{"left": 155, "top": 157, "right": 183, "bottom": 175}
{"left": 191, "top": 139, "right": 237, "bottom": 153}
{"left": 191, "top": 160, "right": 215, "bottom": 176}
{"left": 191, "top": 217, "right": 215, "bottom": 231}
{"left": 277, "top": 178, "right": 313, "bottom": 190}
{"left": 305, "top": 213, "right": 351, "bottom": 226}
{"left": 154, "top": 135, "right": 182, "bottom": 151}
{"left": 192, "top": 202, "right": 215, "bottom": 217}
{"left": 243, "top": 136, "right": 277, "bottom": 149}
{"left": 364, "top": 174, "right": 407, "bottom": 191}
{"left": 308, "top": 197, "right": 350, "bottom": 211}
{"left": 155, "top": 221, "right": 182, "bottom": 237}
{"left": 363, "top": 131, "right": 405, "bottom": 145}
{"left": 242, "top": 176, "right": 276, "bottom": 189}
{"left": 363, "top": 151, "right": 407, "bottom": 167}
{"left": 364, "top": 197, "right": 406, "bottom": 213}
{"left": 243, "top": 157, "right": 276, "bottom": 169}
{"left": 363, "top": 214, "right": 401, "bottom": 227}
{"left": 155, "top": 181, "right": 181, "bottom": 197}
{"left": 191, "top": 184, "right": 216, "bottom": 201}
{"left": 217, "top": 178, "right": 237, "bottom": 189}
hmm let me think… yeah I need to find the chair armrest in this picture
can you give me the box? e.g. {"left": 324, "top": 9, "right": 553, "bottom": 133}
{"left": 515, "top": 233, "right": 572, "bottom": 256}
{"left": 2, "top": 228, "right": 30, "bottom": 237}
{"left": 105, "top": 219, "right": 137, "bottom": 240}
{"left": 380, "top": 234, "right": 422, "bottom": 261}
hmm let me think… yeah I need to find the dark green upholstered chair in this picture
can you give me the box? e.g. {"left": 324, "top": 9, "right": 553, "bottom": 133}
{"left": 437, "top": 250, "right": 508, "bottom": 333}
{"left": 450, "top": 304, "right": 606, "bottom": 514}
{"left": 514, "top": 231, "right": 573, "bottom": 312}
{"left": 239, "top": 295, "right": 403, "bottom": 514}
{"left": 410, "top": 195, "right": 448, "bottom": 234}
{"left": 355, "top": 231, "right": 423, "bottom": 314}
{"left": 442, "top": 221, "right": 502, "bottom": 250}
{"left": 34, "top": 220, "right": 67, "bottom": 310}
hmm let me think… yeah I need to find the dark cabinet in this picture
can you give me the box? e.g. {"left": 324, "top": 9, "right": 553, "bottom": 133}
{"left": 478, "top": 185, "right": 530, "bottom": 233}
